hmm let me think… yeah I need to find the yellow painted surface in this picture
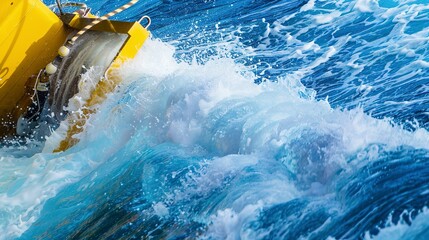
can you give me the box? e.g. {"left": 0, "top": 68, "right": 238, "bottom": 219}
{"left": 0, "top": 0, "right": 69, "bottom": 134}
{"left": 55, "top": 20, "right": 150, "bottom": 152}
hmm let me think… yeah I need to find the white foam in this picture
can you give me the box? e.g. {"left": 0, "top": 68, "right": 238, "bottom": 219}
{"left": 314, "top": 11, "right": 342, "bottom": 24}
{"left": 153, "top": 202, "right": 169, "bottom": 217}
{"left": 301, "top": 0, "right": 315, "bottom": 12}
{"left": 354, "top": 0, "right": 378, "bottom": 13}
{"left": 204, "top": 203, "right": 263, "bottom": 240}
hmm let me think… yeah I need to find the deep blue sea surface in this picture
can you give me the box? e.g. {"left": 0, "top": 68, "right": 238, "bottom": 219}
{"left": 1, "top": 0, "right": 429, "bottom": 239}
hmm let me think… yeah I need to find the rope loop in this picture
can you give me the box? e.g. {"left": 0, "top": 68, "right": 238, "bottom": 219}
{"left": 138, "top": 16, "right": 151, "bottom": 29}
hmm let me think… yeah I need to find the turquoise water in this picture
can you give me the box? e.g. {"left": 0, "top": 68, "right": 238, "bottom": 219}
{"left": 1, "top": 0, "right": 429, "bottom": 239}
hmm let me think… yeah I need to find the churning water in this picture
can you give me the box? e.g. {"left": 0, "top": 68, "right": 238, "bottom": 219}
{"left": 1, "top": 0, "right": 429, "bottom": 239}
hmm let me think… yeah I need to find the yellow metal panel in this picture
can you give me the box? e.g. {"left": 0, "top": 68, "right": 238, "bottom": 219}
{"left": 55, "top": 22, "right": 150, "bottom": 151}
{"left": 0, "top": 0, "right": 70, "bottom": 134}
{"left": 62, "top": 13, "right": 140, "bottom": 35}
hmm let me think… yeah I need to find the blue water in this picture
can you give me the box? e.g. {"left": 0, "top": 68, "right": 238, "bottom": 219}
{"left": 1, "top": 0, "right": 429, "bottom": 239}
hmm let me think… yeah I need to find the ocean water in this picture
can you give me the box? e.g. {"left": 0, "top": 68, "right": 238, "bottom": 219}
{"left": 1, "top": 0, "right": 429, "bottom": 239}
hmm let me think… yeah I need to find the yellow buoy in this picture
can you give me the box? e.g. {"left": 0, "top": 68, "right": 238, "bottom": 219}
{"left": 0, "top": 0, "right": 150, "bottom": 152}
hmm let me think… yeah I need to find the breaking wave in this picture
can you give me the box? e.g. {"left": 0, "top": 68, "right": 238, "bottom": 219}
{"left": 1, "top": 0, "right": 428, "bottom": 239}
